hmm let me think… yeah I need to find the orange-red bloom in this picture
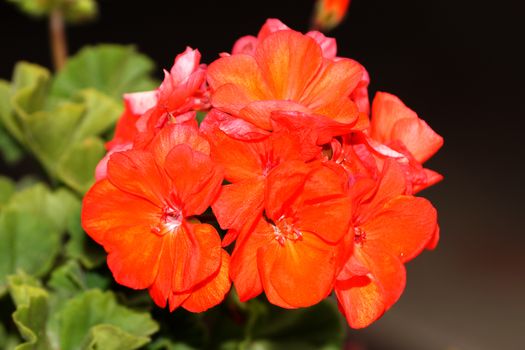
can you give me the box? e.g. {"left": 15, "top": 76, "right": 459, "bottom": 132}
{"left": 96, "top": 48, "right": 208, "bottom": 180}
{"left": 367, "top": 92, "right": 444, "bottom": 193}
{"left": 207, "top": 29, "right": 363, "bottom": 137}
{"left": 82, "top": 124, "right": 230, "bottom": 312}
{"left": 200, "top": 109, "right": 318, "bottom": 245}
{"left": 335, "top": 160, "right": 438, "bottom": 328}
{"left": 83, "top": 17, "right": 443, "bottom": 329}
{"left": 228, "top": 161, "right": 351, "bottom": 305}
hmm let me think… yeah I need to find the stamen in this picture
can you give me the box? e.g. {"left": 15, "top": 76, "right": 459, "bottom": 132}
{"left": 151, "top": 206, "right": 184, "bottom": 236}
{"left": 271, "top": 215, "right": 303, "bottom": 246}
{"left": 354, "top": 227, "right": 366, "bottom": 244}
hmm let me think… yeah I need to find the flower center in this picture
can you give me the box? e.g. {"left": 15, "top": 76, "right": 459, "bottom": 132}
{"left": 151, "top": 206, "right": 183, "bottom": 236}
{"left": 272, "top": 216, "right": 303, "bottom": 246}
{"left": 354, "top": 226, "right": 366, "bottom": 245}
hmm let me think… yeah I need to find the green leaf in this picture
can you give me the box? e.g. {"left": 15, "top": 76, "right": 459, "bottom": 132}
{"left": 0, "top": 209, "right": 59, "bottom": 296}
{"left": 0, "top": 321, "right": 20, "bottom": 350}
{"left": 70, "top": 89, "right": 122, "bottom": 142}
{"left": 7, "top": 0, "right": 97, "bottom": 23}
{"left": 85, "top": 324, "right": 152, "bottom": 350}
{"left": 48, "top": 290, "right": 159, "bottom": 350}
{"left": 0, "top": 176, "right": 16, "bottom": 207}
{"left": 8, "top": 273, "right": 53, "bottom": 350}
{"left": 64, "top": 200, "right": 105, "bottom": 269}
{"left": 0, "top": 64, "right": 51, "bottom": 145}
{"left": 47, "top": 260, "right": 108, "bottom": 299}
{"left": 0, "top": 122, "right": 24, "bottom": 165}
{"left": 18, "top": 88, "right": 120, "bottom": 192}
{"left": 55, "top": 136, "right": 106, "bottom": 194}
{"left": 23, "top": 102, "right": 85, "bottom": 176}
{"left": 6, "top": 0, "right": 52, "bottom": 17}
{"left": 11, "top": 62, "right": 51, "bottom": 116}
{"left": 51, "top": 45, "right": 157, "bottom": 101}
{"left": 0, "top": 184, "right": 79, "bottom": 294}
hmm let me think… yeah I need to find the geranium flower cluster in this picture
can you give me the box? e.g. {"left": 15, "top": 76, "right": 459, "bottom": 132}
{"left": 82, "top": 19, "right": 443, "bottom": 328}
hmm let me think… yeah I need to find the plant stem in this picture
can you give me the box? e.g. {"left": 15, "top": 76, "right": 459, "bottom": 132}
{"left": 49, "top": 9, "right": 68, "bottom": 70}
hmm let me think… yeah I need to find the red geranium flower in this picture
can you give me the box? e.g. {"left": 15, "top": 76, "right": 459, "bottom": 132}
{"left": 199, "top": 109, "right": 318, "bottom": 247}
{"left": 96, "top": 48, "right": 208, "bottom": 180}
{"left": 207, "top": 29, "right": 363, "bottom": 136}
{"left": 228, "top": 161, "right": 351, "bottom": 306}
{"left": 367, "top": 92, "right": 444, "bottom": 193}
{"left": 335, "top": 160, "right": 438, "bottom": 328}
{"left": 82, "top": 124, "right": 230, "bottom": 312}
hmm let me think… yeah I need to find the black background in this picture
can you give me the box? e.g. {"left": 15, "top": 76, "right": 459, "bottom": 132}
{"left": 1, "top": 0, "right": 524, "bottom": 349}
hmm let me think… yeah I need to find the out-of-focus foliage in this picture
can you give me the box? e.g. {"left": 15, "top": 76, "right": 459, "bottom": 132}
{"left": 0, "top": 45, "right": 156, "bottom": 194}
{"left": 6, "top": 0, "right": 98, "bottom": 23}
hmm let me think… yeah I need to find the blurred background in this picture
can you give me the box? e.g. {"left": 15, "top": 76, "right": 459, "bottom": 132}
{"left": 1, "top": 0, "right": 523, "bottom": 349}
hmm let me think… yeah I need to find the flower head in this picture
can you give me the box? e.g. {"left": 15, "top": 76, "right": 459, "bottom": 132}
{"left": 83, "top": 124, "right": 230, "bottom": 312}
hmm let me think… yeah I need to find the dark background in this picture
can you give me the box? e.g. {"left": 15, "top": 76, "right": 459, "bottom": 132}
{"left": 1, "top": 0, "right": 524, "bottom": 349}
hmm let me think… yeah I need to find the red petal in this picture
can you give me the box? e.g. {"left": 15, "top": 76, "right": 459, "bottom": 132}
{"left": 254, "top": 31, "right": 323, "bottom": 100}
{"left": 335, "top": 276, "right": 384, "bottom": 329}
{"left": 363, "top": 195, "right": 437, "bottom": 262}
{"left": 357, "top": 159, "right": 407, "bottom": 220}
{"left": 413, "top": 168, "right": 444, "bottom": 193}
{"left": 172, "top": 223, "right": 222, "bottom": 293}
{"left": 257, "top": 18, "right": 290, "bottom": 41}
{"left": 232, "top": 35, "right": 258, "bottom": 55}
{"left": 208, "top": 54, "right": 269, "bottom": 109}
{"left": 82, "top": 180, "right": 162, "bottom": 289}
{"left": 212, "top": 179, "right": 265, "bottom": 233}
{"left": 182, "top": 250, "right": 232, "bottom": 312}
{"left": 370, "top": 92, "right": 443, "bottom": 163}
{"left": 107, "top": 150, "right": 170, "bottom": 208}
{"left": 301, "top": 58, "right": 362, "bottom": 119}
{"left": 148, "top": 123, "right": 210, "bottom": 169}
{"left": 294, "top": 165, "right": 351, "bottom": 243}
{"left": 200, "top": 108, "right": 270, "bottom": 141}
{"left": 205, "top": 126, "right": 264, "bottom": 182}
{"left": 392, "top": 118, "right": 443, "bottom": 163}
{"left": 240, "top": 100, "right": 311, "bottom": 130}
{"left": 230, "top": 219, "right": 271, "bottom": 301}
{"left": 258, "top": 230, "right": 338, "bottom": 308}
{"left": 306, "top": 31, "right": 337, "bottom": 59}
{"left": 164, "top": 144, "right": 223, "bottom": 216}
{"left": 271, "top": 110, "right": 355, "bottom": 146}
{"left": 264, "top": 161, "right": 310, "bottom": 221}
{"left": 336, "top": 246, "right": 406, "bottom": 328}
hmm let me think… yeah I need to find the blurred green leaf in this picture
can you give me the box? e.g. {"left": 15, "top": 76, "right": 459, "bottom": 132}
{"left": 0, "top": 176, "right": 16, "bottom": 207}
{"left": 6, "top": 0, "right": 97, "bottom": 24}
{"left": 0, "top": 209, "right": 59, "bottom": 296}
{"left": 48, "top": 260, "right": 108, "bottom": 299}
{"left": 0, "top": 184, "right": 79, "bottom": 295}
{"left": 48, "top": 289, "right": 159, "bottom": 350}
{"left": 0, "top": 321, "right": 20, "bottom": 350}
{"left": 64, "top": 199, "right": 105, "bottom": 268}
{"left": 51, "top": 45, "right": 157, "bottom": 101}
{"left": 9, "top": 273, "right": 158, "bottom": 350}
{"left": 8, "top": 273, "right": 53, "bottom": 350}
{"left": 0, "top": 122, "right": 24, "bottom": 164}
{"left": 55, "top": 136, "right": 106, "bottom": 194}
{"left": 0, "top": 63, "right": 50, "bottom": 145}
